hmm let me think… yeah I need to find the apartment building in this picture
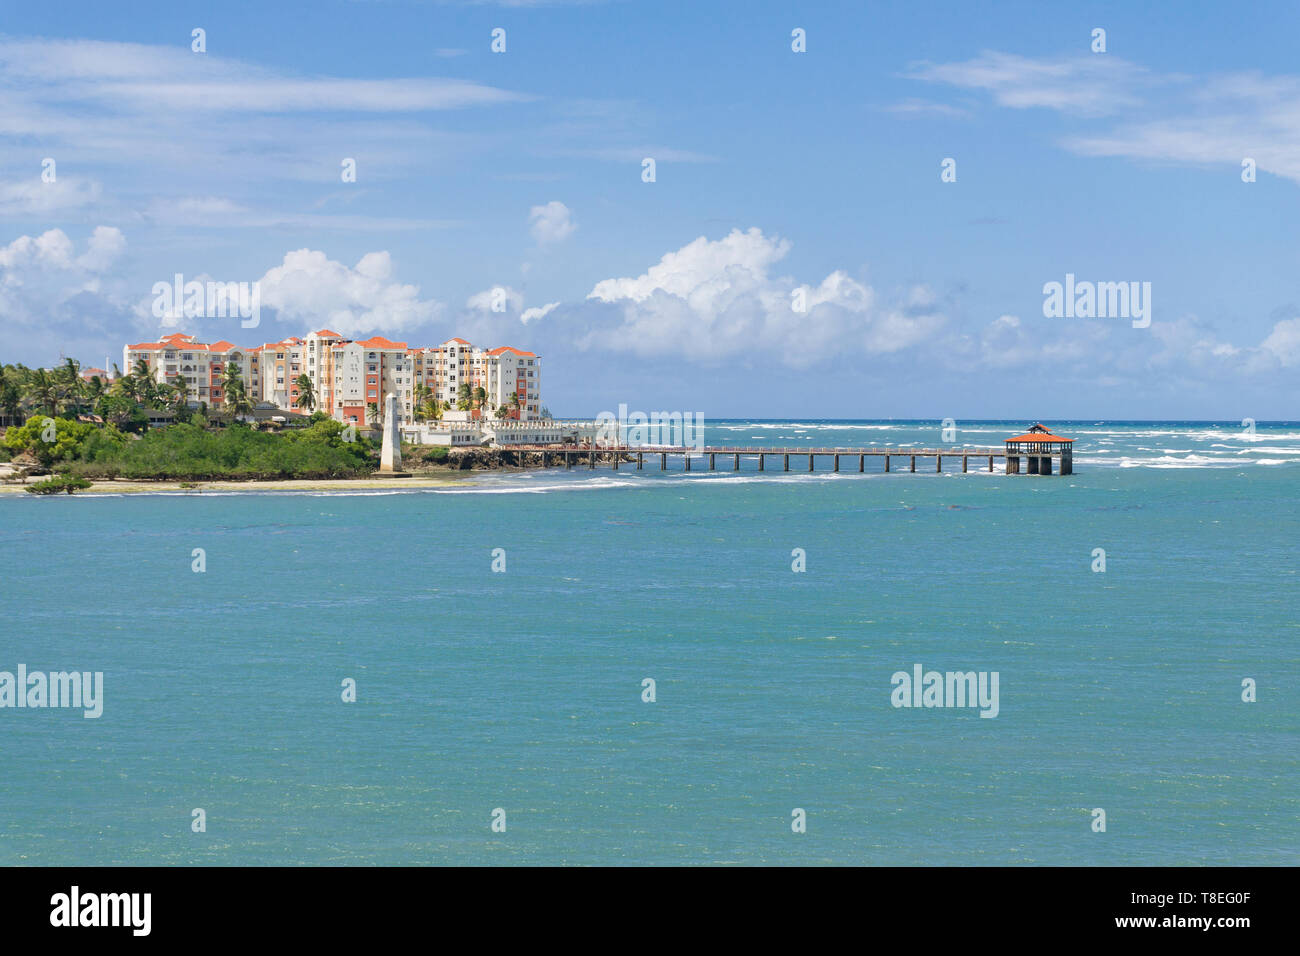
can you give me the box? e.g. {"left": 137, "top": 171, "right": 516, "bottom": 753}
{"left": 123, "top": 332, "right": 261, "bottom": 407}
{"left": 123, "top": 330, "right": 540, "bottom": 426}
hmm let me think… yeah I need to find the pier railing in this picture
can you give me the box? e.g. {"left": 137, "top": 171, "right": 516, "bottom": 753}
{"left": 491, "top": 445, "right": 1073, "bottom": 475}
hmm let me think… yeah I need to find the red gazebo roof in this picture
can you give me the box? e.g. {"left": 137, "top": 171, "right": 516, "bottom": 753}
{"left": 1006, "top": 429, "right": 1073, "bottom": 443}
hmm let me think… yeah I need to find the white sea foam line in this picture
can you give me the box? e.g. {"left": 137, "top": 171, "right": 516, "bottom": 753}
{"left": 712, "top": 422, "right": 909, "bottom": 431}
{"left": 430, "top": 477, "right": 643, "bottom": 494}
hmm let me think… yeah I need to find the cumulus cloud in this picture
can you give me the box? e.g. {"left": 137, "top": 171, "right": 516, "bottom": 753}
{"left": 581, "top": 227, "right": 946, "bottom": 365}
{"left": 1259, "top": 317, "right": 1300, "bottom": 366}
{"left": 0, "top": 226, "right": 132, "bottom": 361}
{"left": 466, "top": 285, "right": 525, "bottom": 314}
{"left": 256, "top": 248, "right": 442, "bottom": 335}
{"left": 528, "top": 201, "right": 576, "bottom": 244}
{"left": 521, "top": 301, "right": 559, "bottom": 323}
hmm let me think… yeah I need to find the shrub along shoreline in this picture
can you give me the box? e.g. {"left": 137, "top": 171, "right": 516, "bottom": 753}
{"left": 3, "top": 415, "right": 377, "bottom": 482}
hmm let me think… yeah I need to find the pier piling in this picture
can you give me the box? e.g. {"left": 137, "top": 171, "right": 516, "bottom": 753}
{"left": 515, "top": 435, "right": 1069, "bottom": 479}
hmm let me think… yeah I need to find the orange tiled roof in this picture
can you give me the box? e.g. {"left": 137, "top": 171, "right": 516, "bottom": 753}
{"left": 486, "top": 346, "right": 536, "bottom": 357}
{"left": 1006, "top": 431, "right": 1073, "bottom": 443}
{"left": 357, "top": 335, "right": 408, "bottom": 349}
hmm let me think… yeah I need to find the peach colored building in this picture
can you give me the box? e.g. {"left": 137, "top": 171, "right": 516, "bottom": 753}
{"left": 123, "top": 329, "right": 540, "bottom": 426}
{"left": 123, "top": 332, "right": 261, "bottom": 408}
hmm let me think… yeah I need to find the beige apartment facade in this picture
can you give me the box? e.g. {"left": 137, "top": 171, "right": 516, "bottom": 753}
{"left": 123, "top": 330, "right": 540, "bottom": 426}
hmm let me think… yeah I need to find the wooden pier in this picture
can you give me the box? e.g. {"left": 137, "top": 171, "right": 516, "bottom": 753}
{"left": 503, "top": 445, "right": 1070, "bottom": 475}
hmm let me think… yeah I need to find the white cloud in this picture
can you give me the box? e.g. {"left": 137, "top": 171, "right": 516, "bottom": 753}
{"left": 0, "top": 35, "right": 531, "bottom": 224}
{"left": 257, "top": 248, "right": 442, "bottom": 335}
{"left": 0, "top": 176, "right": 103, "bottom": 218}
{"left": 528, "top": 201, "right": 576, "bottom": 244}
{"left": 1068, "top": 72, "right": 1300, "bottom": 184}
{"left": 0, "top": 38, "right": 528, "bottom": 113}
{"left": 907, "top": 49, "right": 1300, "bottom": 186}
{"left": 466, "top": 285, "right": 525, "bottom": 314}
{"left": 884, "top": 98, "right": 971, "bottom": 118}
{"left": 521, "top": 301, "right": 559, "bottom": 323}
{"left": 905, "top": 51, "right": 1147, "bottom": 116}
{"left": 76, "top": 225, "right": 127, "bottom": 272}
{"left": 1259, "top": 317, "right": 1300, "bottom": 366}
{"left": 0, "top": 225, "right": 124, "bottom": 278}
{"left": 582, "top": 227, "right": 946, "bottom": 365}
{"left": 0, "top": 226, "right": 131, "bottom": 361}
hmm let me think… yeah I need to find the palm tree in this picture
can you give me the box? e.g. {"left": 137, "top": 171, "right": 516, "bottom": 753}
{"left": 366, "top": 401, "right": 380, "bottom": 427}
{"left": 473, "top": 386, "right": 487, "bottom": 412}
{"left": 221, "top": 360, "right": 243, "bottom": 399}
{"left": 494, "top": 405, "right": 509, "bottom": 420}
{"left": 128, "top": 358, "right": 158, "bottom": 406}
{"left": 507, "top": 391, "right": 521, "bottom": 419}
{"left": 294, "top": 373, "right": 316, "bottom": 412}
{"left": 226, "top": 381, "right": 254, "bottom": 420}
{"left": 456, "top": 382, "right": 472, "bottom": 411}
{"left": 412, "top": 383, "right": 431, "bottom": 422}
{"left": 61, "top": 358, "right": 83, "bottom": 416}
{"left": 170, "top": 376, "right": 191, "bottom": 412}
{"left": 83, "top": 374, "right": 107, "bottom": 418}
{"left": 0, "top": 368, "right": 23, "bottom": 426}
{"left": 25, "top": 368, "right": 64, "bottom": 417}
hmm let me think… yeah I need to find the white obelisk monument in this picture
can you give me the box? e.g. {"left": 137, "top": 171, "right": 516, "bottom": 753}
{"left": 379, "top": 392, "right": 402, "bottom": 472}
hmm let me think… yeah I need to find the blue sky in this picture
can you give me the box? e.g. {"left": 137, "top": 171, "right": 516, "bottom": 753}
{"left": 2, "top": 0, "right": 1299, "bottom": 418}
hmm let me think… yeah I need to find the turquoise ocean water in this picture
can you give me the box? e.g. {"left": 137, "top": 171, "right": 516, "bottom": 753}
{"left": 1, "top": 420, "right": 1296, "bottom": 865}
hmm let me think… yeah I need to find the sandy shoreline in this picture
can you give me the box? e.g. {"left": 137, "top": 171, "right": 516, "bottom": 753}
{"left": 0, "top": 473, "right": 477, "bottom": 495}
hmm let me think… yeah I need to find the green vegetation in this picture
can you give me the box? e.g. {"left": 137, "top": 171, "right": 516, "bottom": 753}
{"left": 26, "top": 475, "right": 92, "bottom": 495}
{"left": 0, "top": 358, "right": 381, "bottom": 482}
{"left": 2, "top": 358, "right": 150, "bottom": 432}
{"left": 3, "top": 416, "right": 122, "bottom": 467}
{"left": 422, "top": 446, "right": 450, "bottom": 463}
{"left": 4, "top": 414, "right": 374, "bottom": 481}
